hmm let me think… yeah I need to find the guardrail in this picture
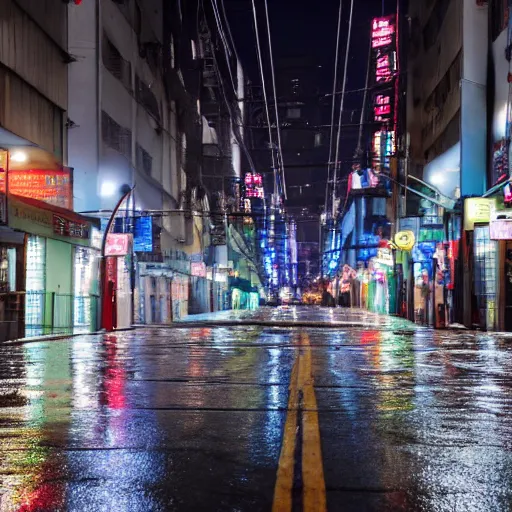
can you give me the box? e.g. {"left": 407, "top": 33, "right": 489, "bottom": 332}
{"left": 0, "top": 292, "right": 100, "bottom": 341}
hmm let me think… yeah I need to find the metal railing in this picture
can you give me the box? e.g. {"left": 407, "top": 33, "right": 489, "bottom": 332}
{"left": 0, "top": 292, "right": 99, "bottom": 341}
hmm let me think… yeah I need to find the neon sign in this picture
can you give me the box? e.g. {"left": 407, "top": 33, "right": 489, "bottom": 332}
{"left": 371, "top": 16, "right": 395, "bottom": 49}
{"left": 243, "top": 173, "right": 264, "bottom": 199}
{"left": 376, "top": 53, "right": 395, "bottom": 83}
{"left": 374, "top": 95, "right": 392, "bottom": 121}
{"left": 0, "top": 169, "right": 72, "bottom": 209}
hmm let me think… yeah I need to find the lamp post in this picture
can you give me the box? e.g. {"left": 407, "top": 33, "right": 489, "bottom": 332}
{"left": 100, "top": 185, "right": 134, "bottom": 331}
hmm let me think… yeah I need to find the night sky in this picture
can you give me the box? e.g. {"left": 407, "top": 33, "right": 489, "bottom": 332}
{"left": 225, "top": 0, "right": 391, "bottom": 96}
{"left": 224, "top": 0, "right": 395, "bottom": 218}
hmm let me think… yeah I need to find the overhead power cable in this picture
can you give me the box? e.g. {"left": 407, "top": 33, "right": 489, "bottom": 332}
{"left": 355, "top": 32, "right": 373, "bottom": 159}
{"left": 250, "top": 0, "right": 278, "bottom": 196}
{"left": 325, "top": 0, "right": 343, "bottom": 218}
{"left": 332, "top": 0, "right": 355, "bottom": 218}
{"left": 210, "top": 0, "right": 237, "bottom": 95}
{"left": 200, "top": 1, "right": 257, "bottom": 174}
{"left": 263, "top": 0, "right": 287, "bottom": 199}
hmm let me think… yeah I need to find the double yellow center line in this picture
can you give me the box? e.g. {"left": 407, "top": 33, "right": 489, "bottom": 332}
{"left": 272, "top": 333, "right": 326, "bottom": 512}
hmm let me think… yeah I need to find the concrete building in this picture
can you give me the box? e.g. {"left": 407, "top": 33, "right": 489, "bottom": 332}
{"left": 0, "top": 1, "right": 106, "bottom": 339}
{"left": 407, "top": 0, "right": 488, "bottom": 199}
{"left": 0, "top": 0, "right": 68, "bottom": 163}
{"left": 405, "top": 1, "right": 512, "bottom": 330}
{"left": 68, "top": 0, "right": 180, "bottom": 217}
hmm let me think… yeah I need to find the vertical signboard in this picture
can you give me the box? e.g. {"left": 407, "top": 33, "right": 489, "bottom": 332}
{"left": 371, "top": 15, "right": 397, "bottom": 174}
{"left": 0, "top": 150, "right": 7, "bottom": 224}
{"left": 134, "top": 217, "right": 153, "bottom": 252}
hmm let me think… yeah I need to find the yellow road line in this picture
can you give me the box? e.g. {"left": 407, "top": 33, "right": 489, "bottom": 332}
{"left": 272, "top": 355, "right": 299, "bottom": 512}
{"left": 300, "top": 333, "right": 326, "bottom": 512}
{"left": 272, "top": 333, "right": 327, "bottom": 512}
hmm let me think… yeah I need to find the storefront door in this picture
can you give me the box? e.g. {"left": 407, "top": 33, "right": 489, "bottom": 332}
{"left": 473, "top": 225, "right": 497, "bottom": 330}
{"left": 504, "top": 243, "right": 512, "bottom": 331}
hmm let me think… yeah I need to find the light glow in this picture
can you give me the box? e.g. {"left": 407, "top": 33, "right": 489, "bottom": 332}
{"left": 100, "top": 181, "right": 117, "bottom": 197}
{"left": 10, "top": 151, "right": 27, "bottom": 163}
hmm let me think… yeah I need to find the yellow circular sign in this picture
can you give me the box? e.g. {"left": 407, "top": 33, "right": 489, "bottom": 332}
{"left": 394, "top": 230, "right": 415, "bottom": 251}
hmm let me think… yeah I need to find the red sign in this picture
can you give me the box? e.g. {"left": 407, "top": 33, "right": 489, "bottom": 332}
{"left": 376, "top": 54, "right": 394, "bottom": 83}
{"left": 53, "top": 214, "right": 89, "bottom": 239}
{"left": 191, "top": 262, "right": 206, "bottom": 277}
{"left": 372, "top": 16, "right": 395, "bottom": 48}
{"left": 105, "top": 234, "right": 131, "bottom": 256}
{"left": 0, "top": 169, "right": 72, "bottom": 209}
{"left": 490, "top": 220, "right": 512, "bottom": 240}
{"left": 374, "top": 95, "right": 392, "bottom": 122}
{"left": 447, "top": 240, "right": 459, "bottom": 290}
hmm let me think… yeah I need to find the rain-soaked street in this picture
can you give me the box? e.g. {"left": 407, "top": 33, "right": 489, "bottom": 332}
{"left": 1, "top": 307, "right": 512, "bottom": 511}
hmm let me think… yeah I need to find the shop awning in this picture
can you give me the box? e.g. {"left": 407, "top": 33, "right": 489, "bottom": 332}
{"left": 482, "top": 178, "right": 511, "bottom": 198}
{"left": 7, "top": 194, "right": 100, "bottom": 247}
{"left": 384, "top": 175, "right": 458, "bottom": 211}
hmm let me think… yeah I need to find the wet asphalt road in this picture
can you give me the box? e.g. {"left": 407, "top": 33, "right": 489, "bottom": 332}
{"left": 1, "top": 307, "right": 512, "bottom": 511}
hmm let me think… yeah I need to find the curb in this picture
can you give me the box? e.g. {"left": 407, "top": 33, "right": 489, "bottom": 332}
{"left": 136, "top": 320, "right": 408, "bottom": 329}
{"left": 3, "top": 326, "right": 136, "bottom": 346}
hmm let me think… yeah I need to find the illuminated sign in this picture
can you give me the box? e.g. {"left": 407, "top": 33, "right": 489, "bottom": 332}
{"left": 244, "top": 173, "right": 264, "bottom": 200}
{"left": 490, "top": 220, "right": 512, "bottom": 240}
{"left": 394, "top": 231, "right": 416, "bottom": 251}
{"left": 8, "top": 195, "right": 92, "bottom": 246}
{"left": 53, "top": 214, "right": 89, "bottom": 239}
{"left": 134, "top": 217, "right": 153, "bottom": 252}
{"left": 372, "top": 130, "right": 396, "bottom": 171}
{"left": 371, "top": 16, "right": 395, "bottom": 48}
{"left": 191, "top": 262, "right": 207, "bottom": 277}
{"left": 0, "top": 169, "right": 72, "bottom": 209}
{"left": 375, "top": 247, "right": 394, "bottom": 266}
{"left": 374, "top": 95, "right": 392, "bottom": 121}
{"left": 105, "top": 234, "right": 131, "bottom": 256}
{"left": 464, "top": 198, "right": 494, "bottom": 230}
{"left": 376, "top": 53, "right": 395, "bottom": 83}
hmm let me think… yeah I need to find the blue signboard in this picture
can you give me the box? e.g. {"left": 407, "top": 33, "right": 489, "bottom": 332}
{"left": 134, "top": 217, "right": 153, "bottom": 252}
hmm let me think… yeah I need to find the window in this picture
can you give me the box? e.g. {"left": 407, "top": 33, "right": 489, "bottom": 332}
{"left": 314, "top": 133, "right": 322, "bottom": 147}
{"left": 134, "top": 2, "right": 142, "bottom": 36}
{"left": 136, "top": 143, "right": 153, "bottom": 176}
{"left": 191, "top": 40, "right": 197, "bottom": 60}
{"left": 424, "top": 52, "right": 461, "bottom": 114}
{"left": 102, "top": 33, "right": 132, "bottom": 90}
{"left": 287, "top": 108, "right": 301, "bottom": 119}
{"left": 101, "top": 111, "right": 132, "bottom": 158}
{"left": 135, "top": 75, "right": 160, "bottom": 122}
{"left": 423, "top": 0, "right": 451, "bottom": 51}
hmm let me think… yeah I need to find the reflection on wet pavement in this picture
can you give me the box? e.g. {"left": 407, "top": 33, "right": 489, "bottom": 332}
{"left": 0, "top": 307, "right": 511, "bottom": 511}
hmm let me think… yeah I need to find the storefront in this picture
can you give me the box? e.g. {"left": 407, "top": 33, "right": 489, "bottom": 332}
{"left": 6, "top": 194, "right": 98, "bottom": 337}
{"left": 172, "top": 273, "right": 189, "bottom": 320}
{"left": 0, "top": 227, "right": 26, "bottom": 341}
{"left": 137, "top": 262, "right": 173, "bottom": 325}
{"left": 211, "top": 267, "right": 229, "bottom": 312}
{"left": 367, "top": 248, "right": 395, "bottom": 315}
{"left": 103, "top": 233, "right": 133, "bottom": 331}
{"left": 490, "top": 208, "right": 512, "bottom": 331}
{"left": 463, "top": 198, "right": 496, "bottom": 330}
{"left": 189, "top": 261, "right": 210, "bottom": 315}
{"left": 229, "top": 277, "right": 253, "bottom": 310}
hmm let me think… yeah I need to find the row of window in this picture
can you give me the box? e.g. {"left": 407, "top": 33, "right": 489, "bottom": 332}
{"left": 424, "top": 52, "right": 461, "bottom": 115}
{"left": 423, "top": 109, "right": 461, "bottom": 163}
{"left": 102, "top": 33, "right": 161, "bottom": 123}
{"left": 101, "top": 111, "right": 152, "bottom": 176}
{"left": 135, "top": 75, "right": 160, "bottom": 122}
{"left": 423, "top": 0, "right": 451, "bottom": 52}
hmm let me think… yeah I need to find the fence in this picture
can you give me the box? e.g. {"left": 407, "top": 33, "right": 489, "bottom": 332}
{"left": 0, "top": 292, "right": 100, "bottom": 341}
